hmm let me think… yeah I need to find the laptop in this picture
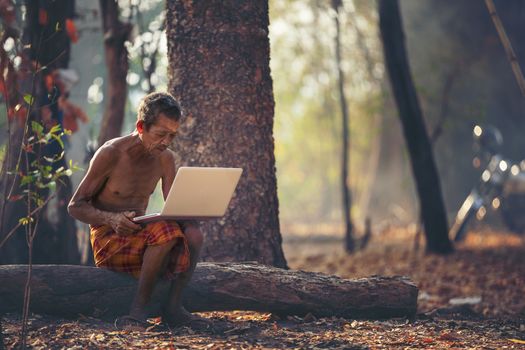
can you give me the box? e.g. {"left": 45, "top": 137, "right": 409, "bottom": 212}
{"left": 133, "top": 166, "right": 243, "bottom": 223}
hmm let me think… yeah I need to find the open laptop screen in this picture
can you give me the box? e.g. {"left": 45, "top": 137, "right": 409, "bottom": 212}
{"left": 133, "top": 167, "right": 242, "bottom": 223}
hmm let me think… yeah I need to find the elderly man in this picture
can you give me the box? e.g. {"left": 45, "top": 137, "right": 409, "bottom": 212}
{"left": 68, "top": 92, "right": 204, "bottom": 328}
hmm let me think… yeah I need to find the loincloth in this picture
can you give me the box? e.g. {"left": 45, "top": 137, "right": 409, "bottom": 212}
{"left": 89, "top": 220, "right": 190, "bottom": 279}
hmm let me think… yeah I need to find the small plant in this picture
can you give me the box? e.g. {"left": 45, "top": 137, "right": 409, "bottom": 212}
{"left": 1, "top": 106, "right": 81, "bottom": 350}
{"left": 0, "top": 2, "right": 83, "bottom": 348}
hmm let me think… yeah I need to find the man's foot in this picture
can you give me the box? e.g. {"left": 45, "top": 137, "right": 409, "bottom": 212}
{"left": 163, "top": 307, "right": 212, "bottom": 330}
{"left": 114, "top": 315, "right": 151, "bottom": 331}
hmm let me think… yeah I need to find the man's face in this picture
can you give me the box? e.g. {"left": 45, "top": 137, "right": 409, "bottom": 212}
{"left": 139, "top": 113, "right": 179, "bottom": 154}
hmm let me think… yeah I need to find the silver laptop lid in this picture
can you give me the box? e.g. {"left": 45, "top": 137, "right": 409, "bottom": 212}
{"left": 161, "top": 167, "right": 243, "bottom": 217}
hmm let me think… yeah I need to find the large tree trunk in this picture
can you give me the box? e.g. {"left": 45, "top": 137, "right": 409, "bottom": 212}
{"left": 166, "top": 1, "right": 287, "bottom": 267}
{"left": 379, "top": 0, "right": 453, "bottom": 254}
{"left": 97, "top": 0, "right": 131, "bottom": 146}
{"left": 0, "top": 263, "right": 418, "bottom": 319}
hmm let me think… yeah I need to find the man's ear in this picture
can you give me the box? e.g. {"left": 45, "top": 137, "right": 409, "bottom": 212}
{"left": 136, "top": 120, "right": 144, "bottom": 134}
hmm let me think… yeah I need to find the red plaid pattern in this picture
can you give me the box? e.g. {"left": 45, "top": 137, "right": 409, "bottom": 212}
{"left": 90, "top": 220, "right": 190, "bottom": 279}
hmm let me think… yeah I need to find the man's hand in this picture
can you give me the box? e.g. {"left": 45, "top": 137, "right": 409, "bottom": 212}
{"left": 107, "top": 211, "right": 142, "bottom": 236}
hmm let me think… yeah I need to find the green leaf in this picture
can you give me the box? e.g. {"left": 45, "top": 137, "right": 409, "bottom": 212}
{"left": 35, "top": 182, "right": 47, "bottom": 189}
{"left": 51, "top": 134, "right": 64, "bottom": 150}
{"left": 40, "top": 165, "right": 53, "bottom": 179}
{"left": 28, "top": 192, "right": 39, "bottom": 200}
{"left": 42, "top": 166, "right": 53, "bottom": 179}
{"left": 20, "top": 175, "right": 33, "bottom": 186}
{"left": 47, "top": 181, "right": 56, "bottom": 191}
{"left": 19, "top": 217, "right": 34, "bottom": 225}
{"left": 24, "top": 94, "right": 34, "bottom": 106}
{"left": 31, "top": 121, "right": 43, "bottom": 136}
{"left": 49, "top": 124, "right": 62, "bottom": 135}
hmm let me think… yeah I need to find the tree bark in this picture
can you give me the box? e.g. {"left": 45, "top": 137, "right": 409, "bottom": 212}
{"left": 97, "top": 0, "right": 131, "bottom": 146}
{"left": 166, "top": 1, "right": 287, "bottom": 267}
{"left": 0, "top": 263, "right": 418, "bottom": 319}
{"left": 379, "top": 0, "right": 453, "bottom": 254}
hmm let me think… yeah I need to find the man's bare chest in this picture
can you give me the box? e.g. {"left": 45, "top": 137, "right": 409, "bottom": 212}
{"left": 104, "top": 157, "right": 163, "bottom": 198}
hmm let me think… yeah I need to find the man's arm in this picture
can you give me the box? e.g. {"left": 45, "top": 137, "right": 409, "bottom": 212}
{"left": 160, "top": 150, "right": 197, "bottom": 231}
{"left": 160, "top": 149, "right": 176, "bottom": 200}
{"left": 68, "top": 145, "right": 141, "bottom": 235}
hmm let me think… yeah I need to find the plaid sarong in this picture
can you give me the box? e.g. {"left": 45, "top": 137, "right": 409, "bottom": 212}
{"left": 90, "top": 220, "right": 190, "bottom": 279}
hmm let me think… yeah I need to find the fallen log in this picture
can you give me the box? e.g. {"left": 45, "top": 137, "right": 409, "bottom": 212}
{"left": 0, "top": 263, "right": 418, "bottom": 319}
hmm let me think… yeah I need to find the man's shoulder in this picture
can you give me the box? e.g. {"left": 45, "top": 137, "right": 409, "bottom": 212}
{"left": 159, "top": 149, "right": 176, "bottom": 172}
{"left": 103, "top": 134, "right": 134, "bottom": 149}
{"left": 160, "top": 148, "right": 176, "bottom": 161}
{"left": 91, "top": 139, "right": 125, "bottom": 166}
{"left": 96, "top": 134, "right": 137, "bottom": 158}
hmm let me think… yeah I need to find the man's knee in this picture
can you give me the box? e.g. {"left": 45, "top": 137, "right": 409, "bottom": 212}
{"left": 145, "top": 239, "right": 177, "bottom": 258}
{"left": 184, "top": 225, "right": 204, "bottom": 251}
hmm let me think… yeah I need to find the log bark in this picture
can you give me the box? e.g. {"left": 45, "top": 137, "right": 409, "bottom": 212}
{"left": 0, "top": 263, "right": 418, "bottom": 319}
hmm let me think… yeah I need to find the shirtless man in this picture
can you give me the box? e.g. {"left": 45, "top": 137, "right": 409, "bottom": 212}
{"left": 68, "top": 92, "right": 203, "bottom": 327}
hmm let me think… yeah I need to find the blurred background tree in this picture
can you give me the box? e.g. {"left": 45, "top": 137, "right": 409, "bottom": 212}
{"left": 379, "top": 0, "right": 452, "bottom": 254}
{"left": 0, "top": 0, "right": 80, "bottom": 264}
{"left": 270, "top": 0, "right": 387, "bottom": 236}
{"left": 270, "top": 0, "right": 525, "bottom": 241}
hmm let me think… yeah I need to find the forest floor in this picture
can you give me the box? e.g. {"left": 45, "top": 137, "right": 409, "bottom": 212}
{"left": 2, "top": 227, "right": 525, "bottom": 349}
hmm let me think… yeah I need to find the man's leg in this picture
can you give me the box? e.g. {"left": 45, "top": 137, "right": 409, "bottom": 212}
{"left": 163, "top": 223, "right": 204, "bottom": 323}
{"left": 129, "top": 239, "right": 177, "bottom": 321}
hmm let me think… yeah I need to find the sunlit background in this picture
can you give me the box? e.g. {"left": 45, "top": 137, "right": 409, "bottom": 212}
{"left": 36, "top": 0, "right": 525, "bottom": 238}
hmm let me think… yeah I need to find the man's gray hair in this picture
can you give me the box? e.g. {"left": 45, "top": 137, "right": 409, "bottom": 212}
{"left": 137, "top": 92, "right": 183, "bottom": 130}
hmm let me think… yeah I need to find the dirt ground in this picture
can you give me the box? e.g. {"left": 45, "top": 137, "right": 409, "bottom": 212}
{"left": 2, "top": 227, "right": 525, "bottom": 349}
